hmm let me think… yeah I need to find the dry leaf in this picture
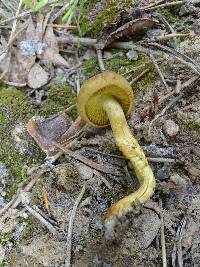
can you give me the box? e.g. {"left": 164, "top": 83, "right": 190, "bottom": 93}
{"left": 38, "top": 27, "right": 70, "bottom": 67}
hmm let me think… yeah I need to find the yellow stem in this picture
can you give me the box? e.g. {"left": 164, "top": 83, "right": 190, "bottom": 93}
{"left": 102, "top": 96, "right": 156, "bottom": 229}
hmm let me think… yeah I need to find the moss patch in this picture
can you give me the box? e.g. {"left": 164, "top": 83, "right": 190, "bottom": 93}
{"left": 82, "top": 51, "right": 156, "bottom": 92}
{"left": 79, "top": 0, "right": 135, "bottom": 38}
{"left": 38, "top": 80, "right": 77, "bottom": 120}
{"left": 177, "top": 112, "right": 200, "bottom": 134}
{"left": 0, "top": 87, "right": 35, "bottom": 197}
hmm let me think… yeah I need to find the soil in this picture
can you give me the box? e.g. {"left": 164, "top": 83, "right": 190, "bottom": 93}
{"left": 0, "top": 1, "right": 200, "bottom": 267}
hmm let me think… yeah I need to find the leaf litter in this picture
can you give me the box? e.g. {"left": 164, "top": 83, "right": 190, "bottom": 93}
{"left": 0, "top": 1, "right": 200, "bottom": 266}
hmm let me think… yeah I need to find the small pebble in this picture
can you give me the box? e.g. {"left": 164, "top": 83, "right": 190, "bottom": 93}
{"left": 103, "top": 51, "right": 113, "bottom": 60}
{"left": 0, "top": 245, "right": 5, "bottom": 262}
{"left": 28, "top": 63, "right": 49, "bottom": 89}
{"left": 164, "top": 119, "right": 179, "bottom": 137}
{"left": 126, "top": 50, "right": 138, "bottom": 61}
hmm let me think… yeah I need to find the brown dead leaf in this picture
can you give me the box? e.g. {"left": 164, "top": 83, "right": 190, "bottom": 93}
{"left": 38, "top": 26, "right": 70, "bottom": 68}
{"left": 0, "top": 18, "right": 36, "bottom": 84}
{"left": 96, "top": 18, "right": 159, "bottom": 50}
{"left": 27, "top": 112, "right": 72, "bottom": 156}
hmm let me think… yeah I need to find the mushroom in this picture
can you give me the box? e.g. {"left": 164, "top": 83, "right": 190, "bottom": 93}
{"left": 77, "top": 72, "right": 155, "bottom": 233}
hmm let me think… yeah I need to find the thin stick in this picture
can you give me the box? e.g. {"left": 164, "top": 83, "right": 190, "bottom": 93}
{"left": 145, "top": 1, "right": 184, "bottom": 11}
{"left": 85, "top": 148, "right": 176, "bottom": 163}
{"left": 47, "top": 23, "right": 77, "bottom": 29}
{"left": 149, "top": 42, "right": 200, "bottom": 75}
{"left": 155, "top": 12, "right": 176, "bottom": 35}
{"left": 65, "top": 185, "right": 86, "bottom": 267}
{"left": 54, "top": 144, "right": 121, "bottom": 176}
{"left": 160, "top": 199, "right": 167, "bottom": 267}
{"left": 159, "top": 80, "right": 181, "bottom": 103}
{"left": 177, "top": 218, "right": 187, "bottom": 267}
{"left": 148, "top": 157, "right": 175, "bottom": 163}
{"left": 130, "top": 68, "right": 151, "bottom": 84}
{"left": 3, "top": 81, "right": 26, "bottom": 87}
{"left": 96, "top": 49, "right": 106, "bottom": 71}
{"left": 156, "top": 33, "right": 189, "bottom": 41}
{"left": 144, "top": 0, "right": 165, "bottom": 9}
{"left": 59, "top": 35, "right": 200, "bottom": 75}
{"left": 24, "top": 204, "right": 60, "bottom": 236}
{"left": 0, "top": 10, "right": 32, "bottom": 25}
{"left": 50, "top": 0, "right": 73, "bottom": 23}
{"left": 0, "top": 165, "right": 48, "bottom": 217}
{"left": 150, "top": 54, "right": 169, "bottom": 91}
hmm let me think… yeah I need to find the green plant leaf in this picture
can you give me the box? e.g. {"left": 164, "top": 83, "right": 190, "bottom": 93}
{"left": 62, "top": 0, "right": 79, "bottom": 22}
{"left": 22, "top": 0, "right": 48, "bottom": 12}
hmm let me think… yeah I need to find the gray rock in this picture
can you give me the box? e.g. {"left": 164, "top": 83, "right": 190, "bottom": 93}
{"left": 28, "top": 63, "right": 49, "bottom": 89}
{"left": 156, "top": 163, "right": 172, "bottom": 180}
{"left": 126, "top": 50, "right": 138, "bottom": 61}
{"left": 0, "top": 245, "right": 5, "bottom": 262}
{"left": 0, "top": 162, "right": 9, "bottom": 181}
{"left": 164, "top": 119, "right": 179, "bottom": 137}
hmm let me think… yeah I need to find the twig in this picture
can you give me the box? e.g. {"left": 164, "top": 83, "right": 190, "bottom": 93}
{"left": 160, "top": 199, "right": 167, "bottom": 267}
{"left": 10, "top": 0, "right": 22, "bottom": 37}
{"left": 0, "top": 10, "right": 32, "bottom": 25}
{"left": 177, "top": 218, "right": 187, "bottom": 267}
{"left": 144, "top": 1, "right": 184, "bottom": 11}
{"left": 156, "top": 33, "right": 189, "bottom": 42}
{"left": 65, "top": 185, "right": 86, "bottom": 267}
{"left": 24, "top": 204, "right": 60, "bottom": 236}
{"left": 96, "top": 49, "right": 106, "bottom": 71}
{"left": 94, "top": 169, "right": 112, "bottom": 189}
{"left": 150, "top": 54, "right": 169, "bottom": 91}
{"left": 144, "top": 0, "right": 165, "bottom": 9}
{"left": 159, "top": 80, "right": 181, "bottom": 103}
{"left": 53, "top": 144, "right": 122, "bottom": 176}
{"left": 84, "top": 148, "right": 175, "bottom": 163}
{"left": 76, "top": 75, "right": 81, "bottom": 95}
{"left": 50, "top": 0, "right": 75, "bottom": 23}
{"left": 172, "top": 217, "right": 187, "bottom": 267}
{"left": 47, "top": 23, "right": 77, "bottom": 29}
{"left": 148, "top": 42, "right": 200, "bottom": 75}
{"left": 57, "top": 36, "right": 155, "bottom": 55}
{"left": 0, "top": 165, "right": 48, "bottom": 217}
{"left": 3, "top": 81, "right": 26, "bottom": 87}
{"left": 0, "top": 0, "right": 16, "bottom": 12}
{"left": 148, "top": 157, "right": 175, "bottom": 163}
{"left": 130, "top": 67, "right": 151, "bottom": 85}
{"left": 0, "top": 19, "right": 29, "bottom": 58}
{"left": 155, "top": 12, "right": 176, "bottom": 35}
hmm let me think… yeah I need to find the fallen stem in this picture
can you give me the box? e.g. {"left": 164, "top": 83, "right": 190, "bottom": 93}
{"left": 65, "top": 185, "right": 86, "bottom": 267}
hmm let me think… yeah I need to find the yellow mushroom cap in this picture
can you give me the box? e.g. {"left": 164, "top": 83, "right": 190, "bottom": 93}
{"left": 77, "top": 72, "right": 133, "bottom": 127}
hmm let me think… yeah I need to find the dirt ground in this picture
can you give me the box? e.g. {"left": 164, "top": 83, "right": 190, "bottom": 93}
{"left": 0, "top": 1, "right": 200, "bottom": 267}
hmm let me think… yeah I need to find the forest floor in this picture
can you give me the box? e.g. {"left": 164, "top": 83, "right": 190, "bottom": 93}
{"left": 0, "top": 1, "right": 200, "bottom": 266}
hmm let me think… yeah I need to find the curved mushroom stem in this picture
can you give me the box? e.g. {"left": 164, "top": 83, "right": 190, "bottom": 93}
{"left": 101, "top": 95, "right": 156, "bottom": 233}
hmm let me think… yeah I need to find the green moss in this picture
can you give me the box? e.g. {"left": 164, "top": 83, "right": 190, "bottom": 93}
{"left": 106, "top": 143, "right": 117, "bottom": 153}
{"left": 178, "top": 112, "right": 200, "bottom": 133}
{"left": 38, "top": 80, "right": 77, "bottom": 120}
{"left": 82, "top": 51, "right": 156, "bottom": 92}
{"left": 79, "top": 0, "right": 135, "bottom": 38}
{"left": 160, "top": 6, "right": 190, "bottom": 33}
{"left": 0, "top": 81, "right": 79, "bottom": 199}
{"left": 0, "top": 87, "right": 35, "bottom": 198}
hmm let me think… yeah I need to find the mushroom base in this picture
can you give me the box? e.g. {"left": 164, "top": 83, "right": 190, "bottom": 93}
{"left": 102, "top": 96, "right": 156, "bottom": 234}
